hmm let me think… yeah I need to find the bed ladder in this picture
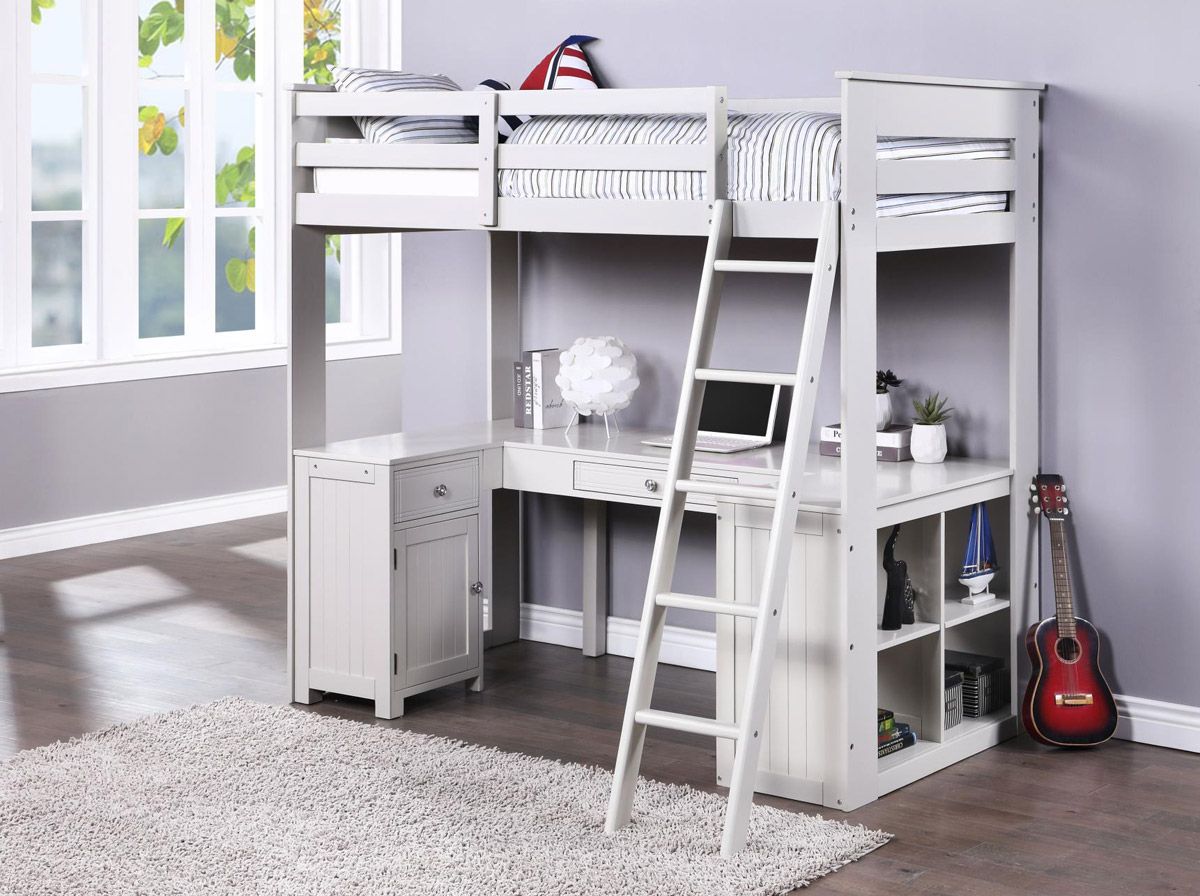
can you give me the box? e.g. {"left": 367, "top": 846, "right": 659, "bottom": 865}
{"left": 605, "top": 198, "right": 840, "bottom": 857}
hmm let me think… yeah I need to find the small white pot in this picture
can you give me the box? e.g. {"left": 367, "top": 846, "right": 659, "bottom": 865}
{"left": 875, "top": 392, "right": 892, "bottom": 431}
{"left": 911, "top": 423, "right": 947, "bottom": 463}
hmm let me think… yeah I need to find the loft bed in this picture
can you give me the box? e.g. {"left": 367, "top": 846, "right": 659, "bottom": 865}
{"left": 281, "top": 70, "right": 1044, "bottom": 813}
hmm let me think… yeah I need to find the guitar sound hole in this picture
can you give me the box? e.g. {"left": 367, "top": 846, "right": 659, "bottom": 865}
{"left": 1055, "top": 637, "right": 1081, "bottom": 663}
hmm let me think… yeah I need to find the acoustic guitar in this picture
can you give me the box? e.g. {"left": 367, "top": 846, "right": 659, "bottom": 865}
{"left": 1022, "top": 474, "right": 1118, "bottom": 747}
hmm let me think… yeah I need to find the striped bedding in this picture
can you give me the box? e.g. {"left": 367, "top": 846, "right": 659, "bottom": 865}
{"left": 497, "top": 111, "right": 1010, "bottom": 216}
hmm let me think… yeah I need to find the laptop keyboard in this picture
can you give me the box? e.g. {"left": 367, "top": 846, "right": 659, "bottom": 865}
{"left": 660, "top": 435, "right": 760, "bottom": 452}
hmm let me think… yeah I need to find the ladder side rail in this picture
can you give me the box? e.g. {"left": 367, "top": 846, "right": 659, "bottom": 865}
{"left": 720, "top": 201, "right": 841, "bottom": 856}
{"left": 605, "top": 200, "right": 735, "bottom": 833}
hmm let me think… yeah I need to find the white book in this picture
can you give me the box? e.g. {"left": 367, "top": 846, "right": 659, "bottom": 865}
{"left": 820, "top": 422, "right": 912, "bottom": 448}
{"left": 531, "top": 350, "right": 573, "bottom": 430}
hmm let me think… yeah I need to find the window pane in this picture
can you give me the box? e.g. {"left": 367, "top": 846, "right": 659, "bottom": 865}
{"left": 32, "top": 221, "right": 84, "bottom": 347}
{"left": 216, "top": 216, "right": 256, "bottom": 332}
{"left": 325, "top": 236, "right": 341, "bottom": 323}
{"left": 302, "top": 0, "right": 342, "bottom": 86}
{"left": 138, "top": 0, "right": 186, "bottom": 78}
{"left": 139, "top": 218, "right": 185, "bottom": 338}
{"left": 215, "top": 0, "right": 255, "bottom": 84}
{"left": 31, "top": 0, "right": 83, "bottom": 76}
{"left": 31, "top": 84, "right": 83, "bottom": 212}
{"left": 215, "top": 92, "right": 255, "bottom": 208}
{"left": 139, "top": 87, "right": 186, "bottom": 209}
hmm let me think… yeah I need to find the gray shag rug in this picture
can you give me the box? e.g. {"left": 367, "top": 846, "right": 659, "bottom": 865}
{"left": 0, "top": 698, "right": 890, "bottom": 894}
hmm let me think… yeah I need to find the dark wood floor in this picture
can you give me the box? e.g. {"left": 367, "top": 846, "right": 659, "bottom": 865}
{"left": 1, "top": 514, "right": 1197, "bottom": 894}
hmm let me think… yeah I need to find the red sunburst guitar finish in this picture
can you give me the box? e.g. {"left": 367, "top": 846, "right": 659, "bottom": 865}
{"left": 1022, "top": 474, "right": 1117, "bottom": 747}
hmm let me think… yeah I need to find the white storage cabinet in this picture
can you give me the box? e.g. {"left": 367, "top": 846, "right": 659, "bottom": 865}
{"left": 293, "top": 449, "right": 495, "bottom": 718}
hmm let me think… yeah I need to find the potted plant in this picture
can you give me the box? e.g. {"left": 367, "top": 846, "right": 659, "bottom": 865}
{"left": 911, "top": 393, "right": 953, "bottom": 463}
{"left": 876, "top": 369, "right": 903, "bottom": 431}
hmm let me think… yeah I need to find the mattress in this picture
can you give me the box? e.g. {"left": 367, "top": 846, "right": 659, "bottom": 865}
{"left": 313, "top": 111, "right": 1011, "bottom": 217}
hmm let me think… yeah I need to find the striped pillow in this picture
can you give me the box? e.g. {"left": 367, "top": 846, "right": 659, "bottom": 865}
{"left": 520, "top": 35, "right": 601, "bottom": 91}
{"left": 330, "top": 67, "right": 477, "bottom": 144}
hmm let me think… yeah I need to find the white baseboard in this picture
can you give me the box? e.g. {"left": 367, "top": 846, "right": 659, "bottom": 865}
{"left": 1114, "top": 694, "right": 1200, "bottom": 754}
{"left": 0, "top": 486, "right": 287, "bottom": 560}
{"left": 520, "top": 602, "right": 717, "bottom": 672}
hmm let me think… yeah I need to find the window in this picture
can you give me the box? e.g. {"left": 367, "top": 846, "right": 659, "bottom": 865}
{"left": 0, "top": 0, "right": 401, "bottom": 392}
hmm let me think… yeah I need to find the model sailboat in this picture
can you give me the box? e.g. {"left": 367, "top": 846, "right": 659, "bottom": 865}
{"left": 958, "top": 503, "right": 999, "bottom": 604}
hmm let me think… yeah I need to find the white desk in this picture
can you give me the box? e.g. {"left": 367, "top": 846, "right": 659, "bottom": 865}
{"left": 291, "top": 418, "right": 1014, "bottom": 805}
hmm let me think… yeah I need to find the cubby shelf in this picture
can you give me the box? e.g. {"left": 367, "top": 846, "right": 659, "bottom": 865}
{"left": 945, "top": 707, "right": 1015, "bottom": 743}
{"left": 944, "top": 595, "right": 1010, "bottom": 628}
{"left": 876, "top": 621, "right": 939, "bottom": 651}
{"left": 877, "top": 738, "right": 939, "bottom": 774}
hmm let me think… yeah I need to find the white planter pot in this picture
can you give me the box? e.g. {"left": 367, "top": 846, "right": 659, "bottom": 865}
{"left": 911, "top": 424, "right": 947, "bottom": 463}
{"left": 875, "top": 392, "right": 892, "bottom": 431}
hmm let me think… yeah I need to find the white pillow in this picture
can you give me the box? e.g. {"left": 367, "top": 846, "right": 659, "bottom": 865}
{"left": 330, "top": 67, "right": 477, "bottom": 144}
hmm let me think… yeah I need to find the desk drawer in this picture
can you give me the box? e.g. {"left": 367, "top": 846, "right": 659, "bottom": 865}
{"left": 574, "top": 461, "right": 736, "bottom": 506}
{"left": 393, "top": 457, "right": 479, "bottom": 524}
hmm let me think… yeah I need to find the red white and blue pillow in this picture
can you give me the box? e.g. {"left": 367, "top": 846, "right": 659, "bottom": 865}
{"left": 520, "top": 35, "right": 601, "bottom": 90}
{"left": 476, "top": 36, "right": 602, "bottom": 142}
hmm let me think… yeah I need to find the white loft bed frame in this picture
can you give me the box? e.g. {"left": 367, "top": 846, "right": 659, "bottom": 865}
{"left": 281, "top": 70, "right": 1044, "bottom": 811}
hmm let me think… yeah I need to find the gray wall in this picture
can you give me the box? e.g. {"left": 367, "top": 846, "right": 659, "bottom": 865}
{"left": 0, "top": 355, "right": 404, "bottom": 530}
{"left": 402, "top": 0, "right": 1200, "bottom": 708}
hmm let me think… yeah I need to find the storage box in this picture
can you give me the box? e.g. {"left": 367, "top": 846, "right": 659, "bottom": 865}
{"left": 945, "top": 650, "right": 1008, "bottom": 718}
{"left": 944, "top": 670, "right": 964, "bottom": 729}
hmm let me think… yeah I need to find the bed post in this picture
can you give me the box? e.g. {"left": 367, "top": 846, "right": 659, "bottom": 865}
{"left": 1009, "top": 91, "right": 1042, "bottom": 704}
{"left": 283, "top": 86, "right": 329, "bottom": 704}
{"left": 485, "top": 230, "right": 522, "bottom": 648}
{"left": 829, "top": 74, "right": 881, "bottom": 812}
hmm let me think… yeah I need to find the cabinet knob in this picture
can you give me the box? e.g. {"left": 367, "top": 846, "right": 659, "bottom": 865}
{"left": 471, "top": 581, "right": 484, "bottom": 594}
{"left": 644, "top": 479, "right": 658, "bottom": 493}
{"left": 433, "top": 483, "right": 448, "bottom": 498}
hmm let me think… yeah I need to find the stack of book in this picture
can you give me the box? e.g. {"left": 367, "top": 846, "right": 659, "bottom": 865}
{"left": 513, "top": 348, "right": 573, "bottom": 430}
{"left": 820, "top": 423, "right": 913, "bottom": 462}
{"left": 878, "top": 708, "right": 917, "bottom": 758}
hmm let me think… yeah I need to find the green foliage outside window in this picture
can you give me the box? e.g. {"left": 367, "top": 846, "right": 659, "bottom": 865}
{"left": 30, "top": 0, "right": 55, "bottom": 25}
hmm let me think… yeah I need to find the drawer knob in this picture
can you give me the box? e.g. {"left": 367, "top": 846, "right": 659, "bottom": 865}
{"left": 433, "top": 483, "right": 448, "bottom": 498}
{"left": 644, "top": 479, "right": 658, "bottom": 493}
{"left": 471, "top": 581, "right": 484, "bottom": 595}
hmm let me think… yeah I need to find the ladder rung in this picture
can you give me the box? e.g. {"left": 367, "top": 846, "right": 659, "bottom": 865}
{"left": 676, "top": 480, "right": 778, "bottom": 502}
{"left": 656, "top": 592, "right": 761, "bottom": 618}
{"left": 634, "top": 709, "right": 740, "bottom": 740}
{"left": 713, "top": 259, "right": 815, "bottom": 275}
{"left": 695, "top": 368, "right": 796, "bottom": 387}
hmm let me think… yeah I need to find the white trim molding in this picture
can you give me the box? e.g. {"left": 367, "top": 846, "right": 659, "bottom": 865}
{"left": 1114, "top": 694, "right": 1200, "bottom": 754}
{"left": 519, "top": 602, "right": 716, "bottom": 672}
{"left": 0, "top": 486, "right": 286, "bottom": 560}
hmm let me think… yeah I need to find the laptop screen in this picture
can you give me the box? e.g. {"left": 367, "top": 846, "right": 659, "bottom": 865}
{"left": 698, "top": 381, "right": 789, "bottom": 439}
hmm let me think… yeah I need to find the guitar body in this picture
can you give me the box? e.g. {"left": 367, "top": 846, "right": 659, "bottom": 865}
{"left": 1022, "top": 616, "right": 1118, "bottom": 747}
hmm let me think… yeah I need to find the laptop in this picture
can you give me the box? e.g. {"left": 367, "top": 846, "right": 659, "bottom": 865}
{"left": 641, "top": 381, "right": 785, "bottom": 454}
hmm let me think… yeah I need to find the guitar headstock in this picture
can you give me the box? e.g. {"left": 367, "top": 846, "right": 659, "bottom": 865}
{"left": 1030, "top": 473, "right": 1069, "bottom": 518}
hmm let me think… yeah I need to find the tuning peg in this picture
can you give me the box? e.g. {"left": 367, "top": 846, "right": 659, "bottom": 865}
{"left": 1062, "top": 507, "right": 1069, "bottom": 516}
{"left": 1061, "top": 496, "right": 1068, "bottom": 505}
{"left": 1029, "top": 482, "right": 1038, "bottom": 493}
{"left": 1032, "top": 505, "right": 1042, "bottom": 515}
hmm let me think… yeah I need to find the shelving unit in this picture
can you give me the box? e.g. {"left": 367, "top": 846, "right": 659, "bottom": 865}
{"left": 873, "top": 496, "right": 1021, "bottom": 796}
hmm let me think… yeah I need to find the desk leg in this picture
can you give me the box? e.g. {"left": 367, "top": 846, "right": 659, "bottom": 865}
{"left": 582, "top": 500, "right": 608, "bottom": 657}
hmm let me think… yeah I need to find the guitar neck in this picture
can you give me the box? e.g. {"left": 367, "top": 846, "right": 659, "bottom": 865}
{"left": 1048, "top": 518, "right": 1077, "bottom": 637}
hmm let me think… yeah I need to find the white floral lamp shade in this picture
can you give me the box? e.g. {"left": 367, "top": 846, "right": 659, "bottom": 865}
{"left": 555, "top": 336, "right": 640, "bottom": 417}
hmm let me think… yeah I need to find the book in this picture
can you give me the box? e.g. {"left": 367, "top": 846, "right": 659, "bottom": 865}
{"left": 878, "top": 729, "right": 917, "bottom": 757}
{"left": 878, "top": 721, "right": 911, "bottom": 745}
{"left": 529, "top": 349, "right": 573, "bottom": 430}
{"left": 521, "top": 362, "right": 534, "bottom": 427}
{"left": 820, "top": 423, "right": 912, "bottom": 448}
{"left": 877, "top": 708, "right": 895, "bottom": 737}
{"left": 820, "top": 441, "right": 912, "bottom": 462}
{"left": 513, "top": 362, "right": 527, "bottom": 427}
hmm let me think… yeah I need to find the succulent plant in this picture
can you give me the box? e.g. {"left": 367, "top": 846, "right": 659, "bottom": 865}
{"left": 876, "top": 369, "right": 903, "bottom": 394}
{"left": 912, "top": 393, "right": 954, "bottom": 426}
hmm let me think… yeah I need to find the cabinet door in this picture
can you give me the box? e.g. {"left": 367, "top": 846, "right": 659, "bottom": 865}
{"left": 394, "top": 515, "right": 481, "bottom": 687}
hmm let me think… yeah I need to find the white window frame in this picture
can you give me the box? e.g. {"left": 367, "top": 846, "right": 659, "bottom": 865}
{"left": 0, "top": 0, "right": 402, "bottom": 395}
